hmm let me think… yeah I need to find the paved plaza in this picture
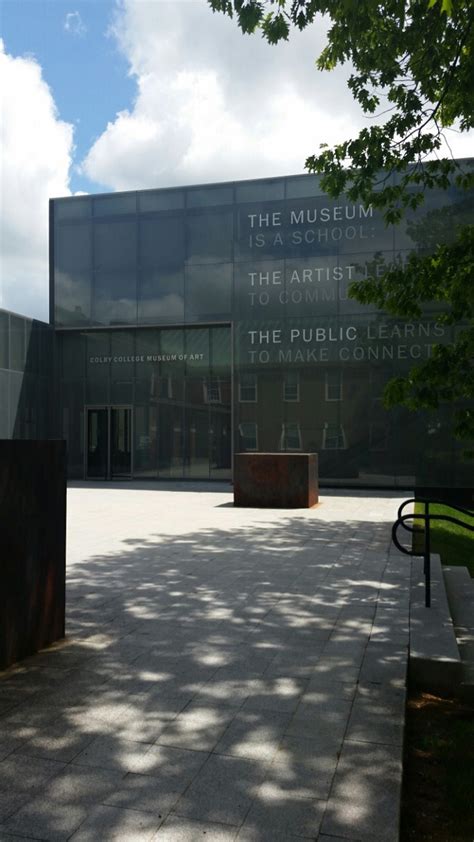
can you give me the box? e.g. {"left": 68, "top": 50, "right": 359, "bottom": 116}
{"left": 0, "top": 483, "right": 411, "bottom": 841}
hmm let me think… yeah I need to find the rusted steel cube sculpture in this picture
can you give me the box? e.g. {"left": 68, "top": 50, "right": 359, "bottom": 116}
{"left": 234, "top": 453, "right": 318, "bottom": 508}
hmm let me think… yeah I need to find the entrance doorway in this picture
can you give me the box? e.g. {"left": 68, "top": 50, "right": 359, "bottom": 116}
{"left": 86, "top": 406, "right": 132, "bottom": 479}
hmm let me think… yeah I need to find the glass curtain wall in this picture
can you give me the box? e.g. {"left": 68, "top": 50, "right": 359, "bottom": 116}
{"left": 58, "top": 325, "right": 232, "bottom": 480}
{"left": 52, "top": 164, "right": 473, "bottom": 488}
{"left": 232, "top": 177, "right": 471, "bottom": 488}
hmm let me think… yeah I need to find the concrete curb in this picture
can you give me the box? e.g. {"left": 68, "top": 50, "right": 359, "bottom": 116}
{"left": 443, "top": 565, "right": 474, "bottom": 701}
{"left": 409, "top": 555, "right": 462, "bottom": 694}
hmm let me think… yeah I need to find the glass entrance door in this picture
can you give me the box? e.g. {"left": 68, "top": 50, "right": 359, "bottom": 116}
{"left": 87, "top": 407, "right": 108, "bottom": 479}
{"left": 86, "top": 406, "right": 132, "bottom": 479}
{"left": 110, "top": 407, "right": 132, "bottom": 477}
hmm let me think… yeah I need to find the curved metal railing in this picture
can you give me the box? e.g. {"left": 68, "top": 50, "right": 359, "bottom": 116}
{"left": 392, "top": 497, "right": 474, "bottom": 607}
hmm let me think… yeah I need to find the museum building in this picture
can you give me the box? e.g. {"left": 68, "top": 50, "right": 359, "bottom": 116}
{"left": 1, "top": 166, "right": 472, "bottom": 488}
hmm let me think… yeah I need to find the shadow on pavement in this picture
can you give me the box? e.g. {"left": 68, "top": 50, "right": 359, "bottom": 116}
{"left": 0, "top": 503, "right": 409, "bottom": 840}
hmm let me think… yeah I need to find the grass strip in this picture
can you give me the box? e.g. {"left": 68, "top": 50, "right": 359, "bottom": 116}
{"left": 413, "top": 502, "right": 474, "bottom": 576}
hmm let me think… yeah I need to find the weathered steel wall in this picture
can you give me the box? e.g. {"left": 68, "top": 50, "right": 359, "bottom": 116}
{"left": 234, "top": 452, "right": 319, "bottom": 508}
{"left": 0, "top": 440, "right": 66, "bottom": 670}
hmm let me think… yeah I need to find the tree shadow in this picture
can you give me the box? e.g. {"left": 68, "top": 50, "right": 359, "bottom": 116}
{"left": 0, "top": 493, "right": 409, "bottom": 840}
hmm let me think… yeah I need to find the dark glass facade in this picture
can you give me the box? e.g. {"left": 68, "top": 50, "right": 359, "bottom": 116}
{"left": 51, "top": 167, "right": 473, "bottom": 486}
{"left": 0, "top": 309, "right": 56, "bottom": 441}
{"left": 57, "top": 326, "right": 231, "bottom": 480}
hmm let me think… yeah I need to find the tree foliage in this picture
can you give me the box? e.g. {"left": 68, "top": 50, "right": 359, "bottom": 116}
{"left": 209, "top": 0, "right": 474, "bottom": 441}
{"left": 354, "top": 226, "right": 474, "bottom": 439}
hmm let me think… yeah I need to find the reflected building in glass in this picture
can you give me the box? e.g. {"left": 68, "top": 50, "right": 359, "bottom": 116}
{"left": 49, "top": 166, "right": 473, "bottom": 487}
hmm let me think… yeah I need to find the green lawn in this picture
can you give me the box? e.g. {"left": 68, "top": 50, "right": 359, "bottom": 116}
{"left": 413, "top": 502, "right": 474, "bottom": 577}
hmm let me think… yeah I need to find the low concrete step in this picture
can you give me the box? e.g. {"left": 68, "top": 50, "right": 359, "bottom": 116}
{"left": 409, "top": 555, "right": 462, "bottom": 694}
{"left": 443, "top": 565, "right": 474, "bottom": 700}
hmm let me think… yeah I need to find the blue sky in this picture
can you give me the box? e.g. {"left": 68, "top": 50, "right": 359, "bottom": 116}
{"left": 1, "top": 0, "right": 473, "bottom": 320}
{"left": 1, "top": 0, "right": 134, "bottom": 193}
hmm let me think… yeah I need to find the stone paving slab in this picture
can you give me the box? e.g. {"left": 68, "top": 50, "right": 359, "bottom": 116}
{"left": 174, "top": 754, "right": 267, "bottom": 826}
{"left": 237, "top": 794, "right": 326, "bottom": 840}
{"left": 3, "top": 796, "right": 89, "bottom": 841}
{"left": 41, "top": 765, "right": 126, "bottom": 805}
{"left": 0, "top": 483, "right": 409, "bottom": 841}
{"left": 155, "top": 815, "right": 239, "bottom": 841}
{"left": 69, "top": 804, "right": 163, "bottom": 841}
{"left": 320, "top": 740, "right": 403, "bottom": 842}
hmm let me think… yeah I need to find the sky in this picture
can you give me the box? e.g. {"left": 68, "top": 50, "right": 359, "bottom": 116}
{"left": 1, "top": 0, "right": 473, "bottom": 322}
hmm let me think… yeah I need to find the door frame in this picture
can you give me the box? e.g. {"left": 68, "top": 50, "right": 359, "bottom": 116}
{"left": 84, "top": 405, "right": 133, "bottom": 480}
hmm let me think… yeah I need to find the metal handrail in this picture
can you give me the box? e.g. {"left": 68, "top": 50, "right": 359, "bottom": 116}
{"left": 396, "top": 497, "right": 474, "bottom": 535}
{"left": 392, "top": 499, "right": 474, "bottom": 607}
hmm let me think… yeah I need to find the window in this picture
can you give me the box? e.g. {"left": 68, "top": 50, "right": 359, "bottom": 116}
{"left": 280, "top": 422, "right": 302, "bottom": 451}
{"left": 93, "top": 194, "right": 137, "bottom": 216}
{"left": 239, "top": 373, "right": 257, "bottom": 402}
{"left": 0, "top": 311, "right": 9, "bottom": 369}
{"left": 370, "top": 423, "right": 389, "bottom": 451}
{"left": 9, "top": 316, "right": 26, "bottom": 371}
{"left": 204, "top": 379, "right": 222, "bottom": 404}
{"left": 239, "top": 422, "right": 258, "bottom": 451}
{"left": 150, "top": 374, "right": 173, "bottom": 400}
{"left": 325, "top": 370, "right": 343, "bottom": 401}
{"left": 283, "top": 371, "right": 299, "bottom": 402}
{"left": 370, "top": 369, "right": 391, "bottom": 400}
{"left": 186, "top": 211, "right": 233, "bottom": 264}
{"left": 322, "top": 423, "right": 347, "bottom": 450}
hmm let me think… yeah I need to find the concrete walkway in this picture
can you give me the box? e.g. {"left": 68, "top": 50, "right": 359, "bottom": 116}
{"left": 0, "top": 483, "right": 411, "bottom": 841}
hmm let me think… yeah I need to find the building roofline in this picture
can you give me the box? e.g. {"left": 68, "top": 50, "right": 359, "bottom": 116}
{"left": 50, "top": 157, "right": 473, "bottom": 203}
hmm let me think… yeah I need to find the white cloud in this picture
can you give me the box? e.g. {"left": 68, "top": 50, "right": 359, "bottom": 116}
{"left": 64, "top": 11, "right": 87, "bottom": 37}
{"left": 0, "top": 39, "right": 74, "bottom": 321}
{"left": 83, "top": 0, "right": 473, "bottom": 193}
{"left": 82, "top": 0, "right": 362, "bottom": 190}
